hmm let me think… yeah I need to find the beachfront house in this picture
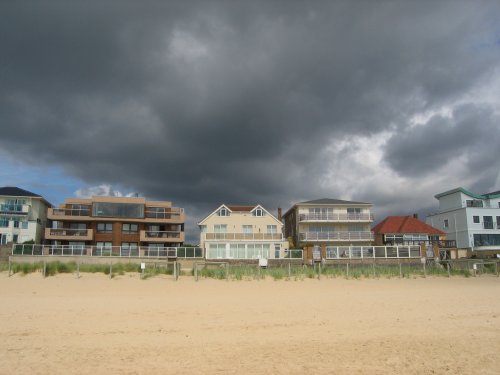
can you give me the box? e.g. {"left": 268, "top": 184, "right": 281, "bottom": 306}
{"left": 282, "top": 198, "right": 374, "bottom": 260}
{"left": 426, "top": 187, "right": 500, "bottom": 256}
{"left": 45, "top": 195, "right": 185, "bottom": 254}
{"left": 198, "top": 204, "right": 289, "bottom": 260}
{"left": 0, "top": 186, "right": 52, "bottom": 245}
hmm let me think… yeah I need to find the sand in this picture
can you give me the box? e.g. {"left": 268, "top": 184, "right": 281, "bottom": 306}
{"left": 0, "top": 272, "right": 499, "bottom": 375}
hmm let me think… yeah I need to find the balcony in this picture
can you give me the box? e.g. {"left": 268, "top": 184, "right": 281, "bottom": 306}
{"left": 299, "top": 213, "right": 374, "bottom": 222}
{"left": 47, "top": 207, "right": 91, "bottom": 220}
{"left": 203, "top": 233, "right": 284, "bottom": 241}
{"left": 140, "top": 230, "right": 185, "bottom": 243}
{"left": 0, "top": 204, "right": 29, "bottom": 215}
{"left": 44, "top": 228, "right": 93, "bottom": 241}
{"left": 144, "top": 208, "right": 185, "bottom": 223}
{"left": 299, "top": 231, "right": 374, "bottom": 242}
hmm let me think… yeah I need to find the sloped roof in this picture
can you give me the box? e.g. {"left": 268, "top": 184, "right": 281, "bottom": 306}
{"left": 0, "top": 186, "right": 42, "bottom": 198}
{"left": 372, "top": 216, "right": 444, "bottom": 235}
{"left": 435, "top": 187, "right": 500, "bottom": 200}
{"left": 299, "top": 198, "right": 371, "bottom": 205}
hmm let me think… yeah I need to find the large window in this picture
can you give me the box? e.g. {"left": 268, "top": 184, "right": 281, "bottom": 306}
{"left": 347, "top": 208, "right": 361, "bottom": 214}
{"left": 121, "top": 242, "right": 138, "bottom": 255}
{"left": 97, "top": 223, "right": 113, "bottom": 233}
{"left": 242, "top": 225, "right": 253, "bottom": 234}
{"left": 473, "top": 216, "right": 480, "bottom": 224}
{"left": 474, "top": 234, "right": 500, "bottom": 247}
{"left": 93, "top": 202, "right": 144, "bottom": 218}
{"left": 483, "top": 216, "right": 493, "bottom": 229}
{"left": 214, "top": 224, "right": 227, "bottom": 233}
{"left": 207, "top": 244, "right": 226, "bottom": 259}
{"left": 122, "top": 223, "right": 138, "bottom": 233}
{"left": 466, "top": 200, "right": 483, "bottom": 208}
{"left": 229, "top": 244, "right": 246, "bottom": 259}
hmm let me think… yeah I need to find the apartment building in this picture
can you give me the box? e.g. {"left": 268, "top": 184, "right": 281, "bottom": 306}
{"left": 0, "top": 187, "right": 52, "bottom": 245}
{"left": 45, "top": 196, "right": 185, "bottom": 251}
{"left": 283, "top": 198, "right": 374, "bottom": 258}
{"left": 426, "top": 187, "right": 500, "bottom": 253}
{"left": 198, "top": 204, "right": 289, "bottom": 260}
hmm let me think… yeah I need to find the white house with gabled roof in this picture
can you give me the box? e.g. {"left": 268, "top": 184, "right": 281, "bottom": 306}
{"left": 198, "top": 204, "right": 289, "bottom": 260}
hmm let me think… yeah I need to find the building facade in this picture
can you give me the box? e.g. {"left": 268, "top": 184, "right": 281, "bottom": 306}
{"left": 198, "top": 204, "right": 289, "bottom": 260}
{"left": 283, "top": 198, "right": 374, "bottom": 257}
{"left": 45, "top": 196, "right": 185, "bottom": 252}
{"left": 426, "top": 188, "right": 500, "bottom": 253}
{"left": 0, "top": 187, "right": 52, "bottom": 245}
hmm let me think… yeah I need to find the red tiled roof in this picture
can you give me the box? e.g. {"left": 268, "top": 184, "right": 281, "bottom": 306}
{"left": 226, "top": 205, "right": 256, "bottom": 212}
{"left": 372, "top": 216, "right": 444, "bottom": 235}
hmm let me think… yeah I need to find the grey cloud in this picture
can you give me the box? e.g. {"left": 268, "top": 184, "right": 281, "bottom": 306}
{"left": 1, "top": 1, "right": 500, "bottom": 241}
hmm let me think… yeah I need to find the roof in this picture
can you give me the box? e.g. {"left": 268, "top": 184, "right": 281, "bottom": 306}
{"left": 0, "top": 186, "right": 42, "bottom": 198}
{"left": 435, "top": 187, "right": 500, "bottom": 200}
{"left": 298, "top": 198, "right": 372, "bottom": 205}
{"left": 226, "top": 205, "right": 256, "bottom": 212}
{"left": 372, "top": 216, "right": 444, "bottom": 235}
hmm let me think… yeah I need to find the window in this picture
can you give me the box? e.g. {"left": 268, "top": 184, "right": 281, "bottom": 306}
{"left": 267, "top": 225, "right": 277, "bottom": 234}
{"left": 214, "top": 224, "right": 227, "bottom": 233}
{"left": 13, "top": 221, "right": 19, "bottom": 228}
{"left": 21, "top": 221, "right": 28, "bottom": 229}
{"left": 444, "top": 219, "right": 449, "bottom": 229}
{"left": 96, "top": 241, "right": 112, "bottom": 249}
{"left": 122, "top": 223, "right": 138, "bottom": 233}
{"left": 207, "top": 244, "right": 226, "bottom": 259}
{"left": 253, "top": 209, "right": 264, "bottom": 217}
{"left": 474, "top": 234, "right": 500, "bottom": 247}
{"left": 93, "top": 202, "right": 144, "bottom": 218}
{"left": 466, "top": 200, "right": 483, "bottom": 208}
{"left": 229, "top": 244, "right": 246, "bottom": 259}
{"left": 497, "top": 217, "right": 500, "bottom": 229}
{"left": 199, "top": 225, "right": 207, "bottom": 233}
{"left": 97, "top": 223, "right": 113, "bottom": 233}
{"left": 13, "top": 234, "right": 18, "bottom": 243}
{"left": 242, "top": 225, "right": 253, "bottom": 234}
{"left": 274, "top": 244, "right": 281, "bottom": 259}
{"left": 473, "top": 216, "right": 480, "bottom": 224}
{"left": 0, "top": 218, "right": 8, "bottom": 228}
{"left": 121, "top": 242, "right": 138, "bottom": 256}
{"left": 347, "top": 208, "right": 361, "bottom": 214}
{"left": 218, "top": 208, "right": 230, "bottom": 216}
{"left": 483, "top": 216, "right": 493, "bottom": 229}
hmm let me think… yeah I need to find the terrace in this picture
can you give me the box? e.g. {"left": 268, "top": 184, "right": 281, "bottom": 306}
{"left": 44, "top": 228, "right": 93, "bottom": 241}
{"left": 203, "top": 233, "right": 283, "bottom": 241}
{"left": 299, "top": 213, "right": 374, "bottom": 222}
{"left": 300, "top": 231, "right": 374, "bottom": 241}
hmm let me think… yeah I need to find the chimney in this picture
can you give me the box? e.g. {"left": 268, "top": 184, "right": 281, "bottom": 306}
{"left": 413, "top": 213, "right": 418, "bottom": 219}
{"left": 278, "top": 207, "right": 282, "bottom": 221}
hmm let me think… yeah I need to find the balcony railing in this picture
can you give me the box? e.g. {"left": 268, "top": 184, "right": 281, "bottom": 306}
{"left": 204, "top": 233, "right": 283, "bottom": 241}
{"left": 0, "top": 204, "right": 29, "bottom": 214}
{"left": 386, "top": 240, "right": 456, "bottom": 248}
{"left": 145, "top": 208, "right": 184, "bottom": 220}
{"left": 299, "top": 213, "right": 374, "bottom": 222}
{"left": 44, "top": 228, "right": 93, "bottom": 240}
{"left": 49, "top": 207, "right": 91, "bottom": 217}
{"left": 300, "top": 231, "right": 374, "bottom": 241}
{"left": 140, "top": 230, "right": 185, "bottom": 242}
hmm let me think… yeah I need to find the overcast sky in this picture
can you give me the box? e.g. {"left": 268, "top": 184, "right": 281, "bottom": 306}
{"left": 2, "top": 1, "right": 500, "bottom": 243}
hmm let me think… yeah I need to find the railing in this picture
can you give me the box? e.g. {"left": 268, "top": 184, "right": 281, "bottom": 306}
{"left": 204, "top": 233, "right": 283, "bottom": 240}
{"left": 300, "top": 231, "right": 374, "bottom": 241}
{"left": 283, "top": 249, "right": 303, "bottom": 259}
{"left": 386, "top": 240, "right": 456, "bottom": 248}
{"left": 0, "top": 204, "right": 29, "bottom": 214}
{"left": 49, "top": 207, "right": 91, "bottom": 217}
{"left": 47, "top": 228, "right": 91, "bottom": 237}
{"left": 142, "top": 231, "right": 182, "bottom": 238}
{"left": 145, "top": 208, "right": 184, "bottom": 219}
{"left": 299, "top": 213, "right": 374, "bottom": 222}
{"left": 325, "top": 245, "right": 421, "bottom": 259}
{"left": 11, "top": 244, "right": 203, "bottom": 258}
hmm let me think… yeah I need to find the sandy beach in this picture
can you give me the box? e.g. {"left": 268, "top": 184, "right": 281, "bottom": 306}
{"left": 0, "top": 272, "right": 499, "bottom": 375}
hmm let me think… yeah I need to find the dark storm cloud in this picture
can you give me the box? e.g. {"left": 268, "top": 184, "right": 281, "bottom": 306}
{"left": 1, "top": 1, "right": 500, "bottom": 237}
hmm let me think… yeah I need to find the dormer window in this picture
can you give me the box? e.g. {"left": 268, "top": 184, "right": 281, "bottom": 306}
{"left": 218, "top": 208, "right": 230, "bottom": 216}
{"left": 253, "top": 208, "right": 264, "bottom": 217}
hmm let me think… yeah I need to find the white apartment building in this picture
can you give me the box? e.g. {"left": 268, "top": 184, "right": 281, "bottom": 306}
{"left": 426, "top": 187, "right": 500, "bottom": 252}
{"left": 283, "top": 198, "right": 374, "bottom": 249}
{"left": 198, "top": 204, "right": 289, "bottom": 260}
{"left": 0, "top": 187, "right": 51, "bottom": 245}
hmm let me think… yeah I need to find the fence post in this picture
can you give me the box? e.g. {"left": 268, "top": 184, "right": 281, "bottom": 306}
{"left": 109, "top": 263, "right": 113, "bottom": 279}
{"left": 447, "top": 263, "right": 450, "bottom": 278}
{"left": 423, "top": 261, "right": 426, "bottom": 278}
{"left": 399, "top": 261, "right": 402, "bottom": 278}
{"left": 174, "top": 261, "right": 178, "bottom": 281}
{"left": 496, "top": 262, "right": 499, "bottom": 277}
{"left": 76, "top": 263, "right": 80, "bottom": 279}
{"left": 346, "top": 262, "right": 349, "bottom": 278}
{"left": 43, "top": 261, "right": 46, "bottom": 278}
{"left": 226, "top": 263, "right": 229, "bottom": 281}
{"left": 194, "top": 262, "right": 198, "bottom": 282}
{"left": 288, "top": 263, "right": 291, "bottom": 278}
{"left": 318, "top": 263, "right": 321, "bottom": 280}
{"left": 8, "top": 259, "right": 12, "bottom": 277}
